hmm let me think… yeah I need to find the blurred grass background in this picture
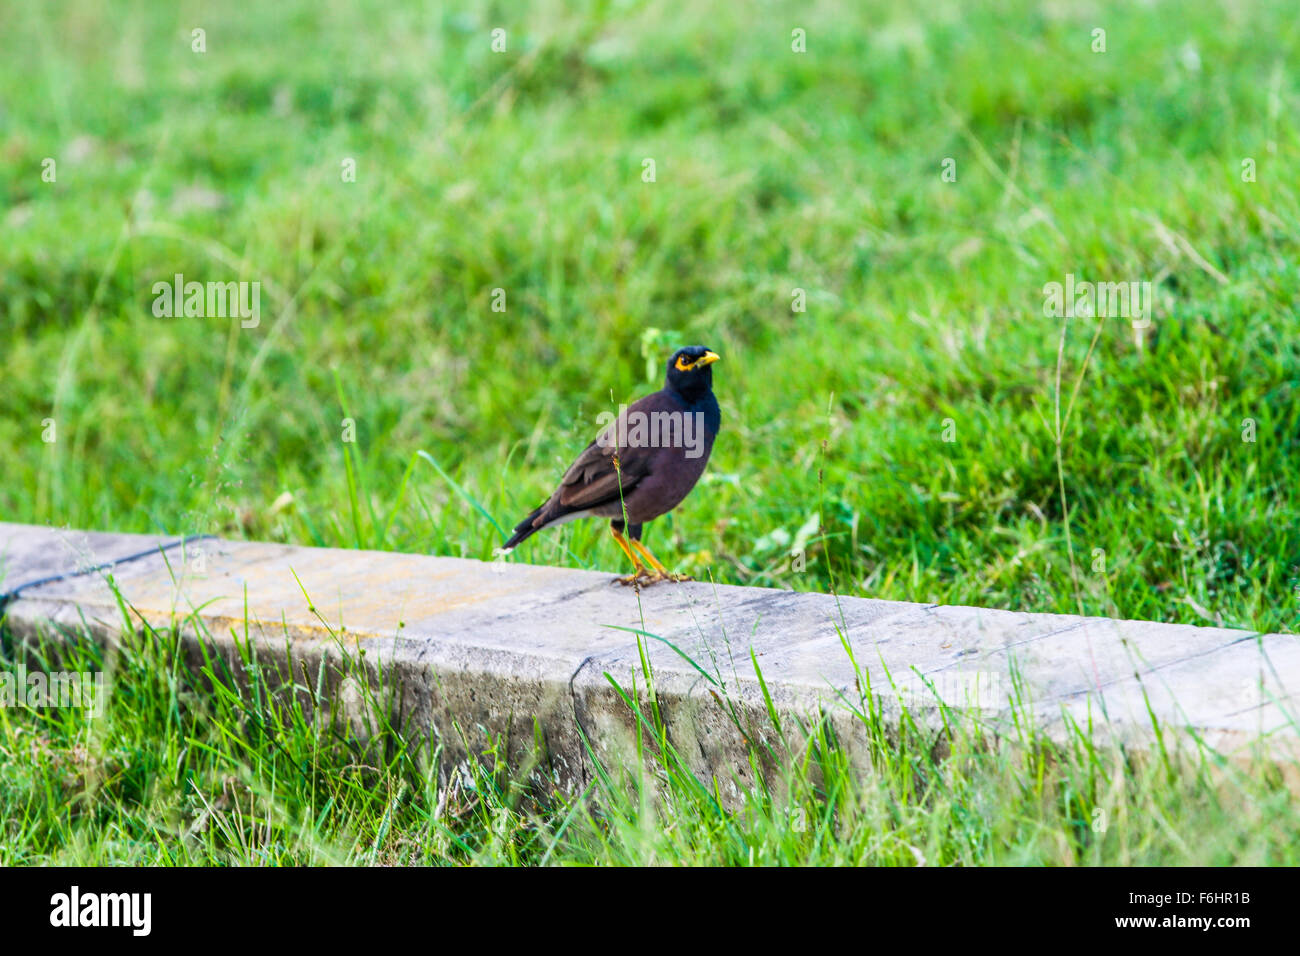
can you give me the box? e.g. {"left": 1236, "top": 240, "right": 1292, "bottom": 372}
{"left": 2, "top": 0, "right": 1298, "bottom": 632}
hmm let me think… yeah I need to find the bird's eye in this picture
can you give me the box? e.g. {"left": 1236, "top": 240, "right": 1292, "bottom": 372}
{"left": 675, "top": 355, "right": 695, "bottom": 372}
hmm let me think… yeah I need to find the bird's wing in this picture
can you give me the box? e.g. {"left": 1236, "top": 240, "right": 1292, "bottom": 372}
{"left": 555, "top": 436, "right": 650, "bottom": 509}
{"left": 554, "top": 394, "right": 663, "bottom": 509}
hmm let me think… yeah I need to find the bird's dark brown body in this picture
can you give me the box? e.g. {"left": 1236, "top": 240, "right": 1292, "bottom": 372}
{"left": 501, "top": 346, "right": 721, "bottom": 583}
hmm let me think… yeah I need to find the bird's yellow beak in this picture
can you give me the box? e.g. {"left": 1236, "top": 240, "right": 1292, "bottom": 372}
{"left": 694, "top": 350, "right": 720, "bottom": 368}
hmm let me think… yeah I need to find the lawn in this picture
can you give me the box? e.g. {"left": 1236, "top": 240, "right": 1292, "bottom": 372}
{"left": 1, "top": 0, "right": 1298, "bottom": 865}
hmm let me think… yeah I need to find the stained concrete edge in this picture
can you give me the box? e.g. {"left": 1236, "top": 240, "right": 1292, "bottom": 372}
{"left": 2, "top": 522, "right": 1297, "bottom": 790}
{"left": 0, "top": 522, "right": 192, "bottom": 597}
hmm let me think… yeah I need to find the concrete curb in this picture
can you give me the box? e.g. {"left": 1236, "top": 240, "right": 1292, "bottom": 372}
{"left": 2, "top": 522, "right": 1297, "bottom": 791}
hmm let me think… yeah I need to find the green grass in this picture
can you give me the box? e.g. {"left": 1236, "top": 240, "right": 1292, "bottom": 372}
{"left": 3, "top": 592, "right": 1297, "bottom": 866}
{"left": 2, "top": 0, "right": 1299, "bottom": 864}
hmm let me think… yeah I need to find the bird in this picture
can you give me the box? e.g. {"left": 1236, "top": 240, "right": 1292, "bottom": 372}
{"left": 499, "top": 345, "right": 721, "bottom": 585}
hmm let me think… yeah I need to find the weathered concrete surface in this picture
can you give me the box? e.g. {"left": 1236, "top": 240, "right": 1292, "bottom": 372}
{"left": 0, "top": 522, "right": 190, "bottom": 596}
{"left": 1, "top": 521, "right": 1297, "bottom": 791}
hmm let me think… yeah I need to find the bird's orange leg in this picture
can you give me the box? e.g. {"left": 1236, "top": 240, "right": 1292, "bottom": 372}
{"left": 629, "top": 538, "right": 693, "bottom": 583}
{"left": 611, "top": 528, "right": 653, "bottom": 586}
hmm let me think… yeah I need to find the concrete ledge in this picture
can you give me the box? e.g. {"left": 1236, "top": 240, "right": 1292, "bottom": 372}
{"left": 0, "top": 522, "right": 194, "bottom": 596}
{"left": 2, "top": 522, "right": 1297, "bottom": 791}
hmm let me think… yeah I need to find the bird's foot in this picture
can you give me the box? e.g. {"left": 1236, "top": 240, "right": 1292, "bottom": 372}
{"left": 614, "top": 569, "right": 656, "bottom": 587}
{"left": 613, "top": 570, "right": 693, "bottom": 587}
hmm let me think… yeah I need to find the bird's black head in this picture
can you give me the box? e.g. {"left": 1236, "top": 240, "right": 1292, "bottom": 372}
{"left": 664, "top": 345, "right": 720, "bottom": 400}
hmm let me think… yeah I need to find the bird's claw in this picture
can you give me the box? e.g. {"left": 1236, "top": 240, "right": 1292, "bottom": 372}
{"left": 614, "top": 570, "right": 693, "bottom": 587}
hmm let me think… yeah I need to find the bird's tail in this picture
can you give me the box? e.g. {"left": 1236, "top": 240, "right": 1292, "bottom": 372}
{"left": 498, "top": 505, "right": 546, "bottom": 553}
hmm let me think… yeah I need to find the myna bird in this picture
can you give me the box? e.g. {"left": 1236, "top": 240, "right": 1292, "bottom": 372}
{"left": 499, "top": 346, "right": 721, "bottom": 585}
